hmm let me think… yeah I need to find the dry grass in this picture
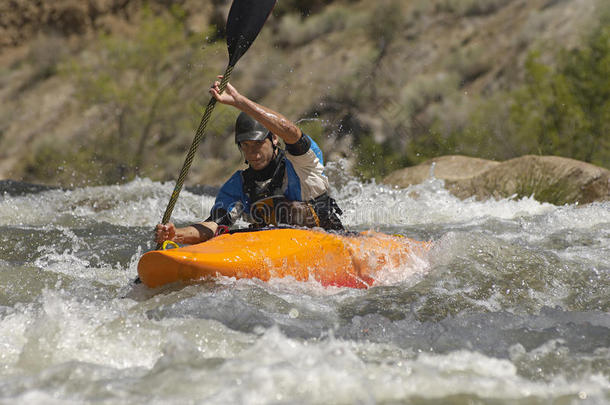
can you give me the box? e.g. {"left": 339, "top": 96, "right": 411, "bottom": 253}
{"left": 435, "top": 0, "right": 515, "bottom": 16}
{"left": 1, "top": 0, "right": 606, "bottom": 183}
{"left": 274, "top": 6, "right": 353, "bottom": 48}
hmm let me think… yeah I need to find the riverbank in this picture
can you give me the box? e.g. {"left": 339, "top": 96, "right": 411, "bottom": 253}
{"left": 1, "top": 0, "right": 607, "bottom": 186}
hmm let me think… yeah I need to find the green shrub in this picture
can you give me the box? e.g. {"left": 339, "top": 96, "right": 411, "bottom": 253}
{"left": 297, "top": 118, "right": 326, "bottom": 148}
{"left": 412, "top": 8, "right": 610, "bottom": 168}
{"left": 444, "top": 43, "right": 492, "bottom": 85}
{"left": 274, "top": 7, "right": 351, "bottom": 48}
{"left": 508, "top": 17, "right": 610, "bottom": 167}
{"left": 23, "top": 134, "right": 127, "bottom": 186}
{"left": 415, "top": 90, "right": 518, "bottom": 162}
{"left": 50, "top": 8, "right": 224, "bottom": 184}
{"left": 354, "top": 133, "right": 411, "bottom": 180}
{"left": 399, "top": 72, "right": 460, "bottom": 116}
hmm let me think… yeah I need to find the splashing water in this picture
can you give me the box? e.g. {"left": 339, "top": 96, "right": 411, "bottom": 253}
{"left": 0, "top": 175, "right": 608, "bottom": 404}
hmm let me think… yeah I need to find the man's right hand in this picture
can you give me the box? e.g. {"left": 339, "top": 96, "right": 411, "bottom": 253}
{"left": 155, "top": 223, "right": 176, "bottom": 244}
{"left": 210, "top": 76, "right": 241, "bottom": 106}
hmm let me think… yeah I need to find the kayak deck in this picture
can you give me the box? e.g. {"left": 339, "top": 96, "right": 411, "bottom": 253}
{"left": 137, "top": 228, "right": 430, "bottom": 288}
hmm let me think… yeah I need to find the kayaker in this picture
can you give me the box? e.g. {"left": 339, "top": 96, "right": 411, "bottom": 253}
{"left": 155, "top": 78, "right": 344, "bottom": 245}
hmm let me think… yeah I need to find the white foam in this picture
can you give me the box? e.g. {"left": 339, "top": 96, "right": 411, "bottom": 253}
{"left": 0, "top": 178, "right": 216, "bottom": 227}
{"left": 334, "top": 176, "right": 558, "bottom": 228}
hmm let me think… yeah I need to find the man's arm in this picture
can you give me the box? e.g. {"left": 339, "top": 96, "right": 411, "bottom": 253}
{"left": 154, "top": 171, "right": 244, "bottom": 245}
{"left": 210, "top": 77, "right": 302, "bottom": 145}
{"left": 155, "top": 221, "right": 218, "bottom": 245}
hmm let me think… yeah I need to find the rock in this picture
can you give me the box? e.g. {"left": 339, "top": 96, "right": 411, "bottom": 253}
{"left": 383, "top": 155, "right": 610, "bottom": 205}
{"left": 450, "top": 155, "right": 610, "bottom": 205}
{"left": 382, "top": 155, "right": 500, "bottom": 188}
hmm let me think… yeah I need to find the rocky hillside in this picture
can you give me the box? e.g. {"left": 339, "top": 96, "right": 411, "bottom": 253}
{"left": 0, "top": 0, "right": 607, "bottom": 187}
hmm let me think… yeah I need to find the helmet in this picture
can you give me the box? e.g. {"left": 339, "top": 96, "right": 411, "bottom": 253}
{"left": 235, "top": 112, "right": 270, "bottom": 144}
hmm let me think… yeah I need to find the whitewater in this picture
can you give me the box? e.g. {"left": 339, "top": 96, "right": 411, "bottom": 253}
{"left": 0, "top": 170, "right": 608, "bottom": 404}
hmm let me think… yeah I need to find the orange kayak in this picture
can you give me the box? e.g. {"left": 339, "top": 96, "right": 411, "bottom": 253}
{"left": 137, "top": 228, "right": 431, "bottom": 289}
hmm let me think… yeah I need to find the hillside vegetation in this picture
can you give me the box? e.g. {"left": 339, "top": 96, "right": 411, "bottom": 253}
{"left": 0, "top": 0, "right": 608, "bottom": 186}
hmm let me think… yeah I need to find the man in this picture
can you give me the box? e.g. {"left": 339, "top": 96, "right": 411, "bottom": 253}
{"left": 155, "top": 78, "right": 343, "bottom": 245}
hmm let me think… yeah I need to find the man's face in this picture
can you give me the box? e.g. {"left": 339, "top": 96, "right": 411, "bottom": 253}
{"left": 239, "top": 138, "right": 276, "bottom": 170}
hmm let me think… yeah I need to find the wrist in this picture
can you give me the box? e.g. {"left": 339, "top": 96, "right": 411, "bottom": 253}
{"left": 172, "top": 230, "right": 184, "bottom": 244}
{"left": 232, "top": 93, "right": 248, "bottom": 108}
{"left": 191, "top": 223, "right": 214, "bottom": 241}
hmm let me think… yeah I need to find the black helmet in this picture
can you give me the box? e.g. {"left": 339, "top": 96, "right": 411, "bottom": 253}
{"left": 235, "top": 112, "right": 269, "bottom": 144}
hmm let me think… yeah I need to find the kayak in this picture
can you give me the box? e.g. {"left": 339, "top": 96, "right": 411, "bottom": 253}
{"left": 137, "top": 228, "right": 431, "bottom": 289}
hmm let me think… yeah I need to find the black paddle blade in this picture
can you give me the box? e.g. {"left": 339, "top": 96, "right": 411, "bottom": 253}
{"left": 226, "top": 0, "right": 276, "bottom": 67}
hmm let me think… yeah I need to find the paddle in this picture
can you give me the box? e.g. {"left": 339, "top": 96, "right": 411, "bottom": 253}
{"left": 155, "top": 0, "right": 276, "bottom": 250}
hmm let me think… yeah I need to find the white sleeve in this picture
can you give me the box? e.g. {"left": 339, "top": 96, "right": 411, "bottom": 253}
{"left": 285, "top": 149, "right": 330, "bottom": 201}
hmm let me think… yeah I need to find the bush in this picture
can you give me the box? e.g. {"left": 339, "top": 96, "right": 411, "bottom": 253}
{"left": 274, "top": 7, "right": 351, "bottom": 48}
{"left": 273, "top": 0, "right": 337, "bottom": 17}
{"left": 399, "top": 72, "right": 460, "bottom": 116}
{"left": 508, "top": 17, "right": 610, "bottom": 167}
{"left": 297, "top": 118, "right": 326, "bottom": 148}
{"left": 24, "top": 134, "right": 127, "bottom": 186}
{"left": 50, "top": 8, "right": 224, "bottom": 184}
{"left": 24, "top": 34, "right": 69, "bottom": 86}
{"left": 412, "top": 9, "right": 610, "bottom": 168}
{"left": 444, "top": 43, "right": 492, "bottom": 85}
{"left": 367, "top": 0, "right": 405, "bottom": 47}
{"left": 354, "top": 133, "right": 411, "bottom": 180}
{"left": 436, "top": 0, "right": 514, "bottom": 17}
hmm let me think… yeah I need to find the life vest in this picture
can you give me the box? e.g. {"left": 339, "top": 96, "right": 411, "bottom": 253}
{"left": 241, "top": 149, "right": 343, "bottom": 230}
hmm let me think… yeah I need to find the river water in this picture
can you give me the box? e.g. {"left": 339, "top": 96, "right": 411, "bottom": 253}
{"left": 0, "top": 171, "right": 608, "bottom": 404}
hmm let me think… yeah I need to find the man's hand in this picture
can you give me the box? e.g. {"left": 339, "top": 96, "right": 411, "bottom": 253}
{"left": 155, "top": 223, "right": 176, "bottom": 244}
{"left": 210, "top": 76, "right": 241, "bottom": 106}
{"left": 155, "top": 222, "right": 217, "bottom": 245}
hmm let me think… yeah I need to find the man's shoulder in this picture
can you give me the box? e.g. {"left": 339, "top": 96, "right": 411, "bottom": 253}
{"left": 308, "top": 136, "right": 324, "bottom": 164}
{"left": 218, "top": 170, "right": 245, "bottom": 196}
{"left": 285, "top": 133, "right": 324, "bottom": 165}
{"left": 225, "top": 170, "right": 245, "bottom": 183}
